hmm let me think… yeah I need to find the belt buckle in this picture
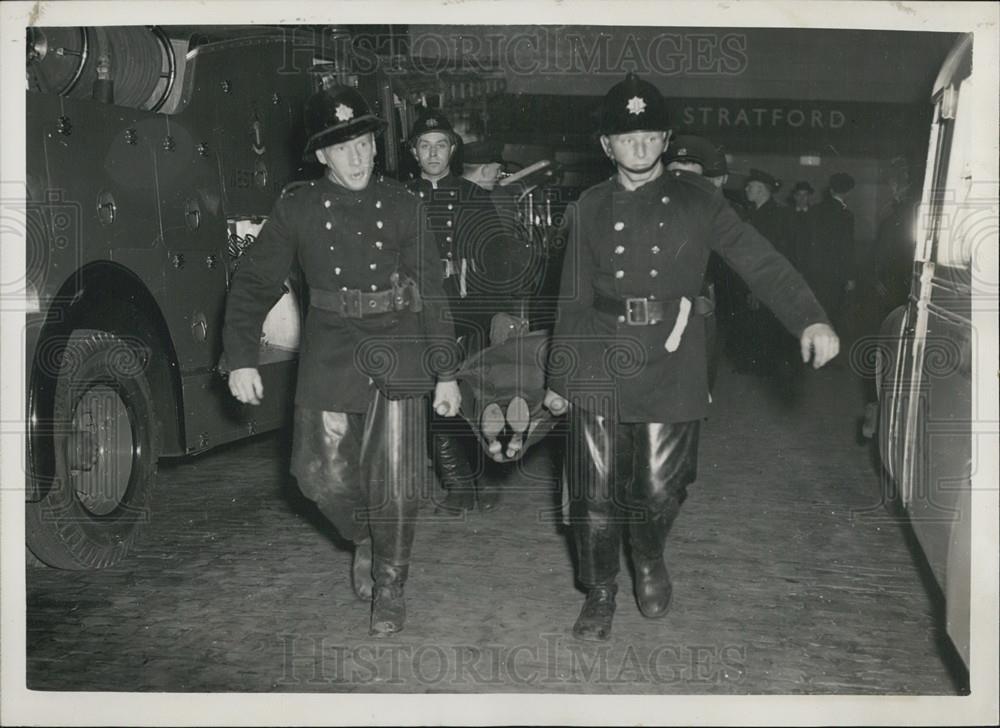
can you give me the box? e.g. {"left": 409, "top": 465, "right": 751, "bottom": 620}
{"left": 339, "top": 289, "right": 362, "bottom": 318}
{"left": 626, "top": 297, "right": 649, "bottom": 326}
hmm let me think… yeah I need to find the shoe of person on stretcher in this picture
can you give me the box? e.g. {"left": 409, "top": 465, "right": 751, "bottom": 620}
{"left": 481, "top": 402, "right": 505, "bottom": 458}
{"left": 505, "top": 396, "right": 530, "bottom": 459}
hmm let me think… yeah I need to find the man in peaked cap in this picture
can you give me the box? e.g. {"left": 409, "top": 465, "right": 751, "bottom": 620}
{"left": 829, "top": 171, "right": 856, "bottom": 196}
{"left": 790, "top": 180, "right": 815, "bottom": 213}
{"left": 663, "top": 134, "right": 718, "bottom": 175}
{"left": 407, "top": 111, "right": 514, "bottom": 513}
{"left": 800, "top": 171, "right": 858, "bottom": 330}
{"left": 542, "top": 72, "right": 839, "bottom": 641}
{"left": 742, "top": 167, "right": 800, "bottom": 378}
{"left": 408, "top": 108, "right": 460, "bottom": 178}
{"left": 742, "top": 169, "right": 786, "bottom": 240}
{"left": 743, "top": 167, "right": 789, "bottom": 260}
{"left": 787, "top": 180, "right": 816, "bottom": 281}
{"left": 702, "top": 144, "right": 730, "bottom": 184}
{"left": 699, "top": 145, "right": 758, "bottom": 381}
{"left": 663, "top": 134, "right": 725, "bottom": 391}
{"left": 744, "top": 168, "right": 781, "bottom": 196}
{"left": 223, "top": 85, "right": 462, "bottom": 637}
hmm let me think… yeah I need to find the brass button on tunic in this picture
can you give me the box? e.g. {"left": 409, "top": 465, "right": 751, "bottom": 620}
{"left": 549, "top": 170, "right": 828, "bottom": 423}
{"left": 223, "top": 175, "right": 458, "bottom": 413}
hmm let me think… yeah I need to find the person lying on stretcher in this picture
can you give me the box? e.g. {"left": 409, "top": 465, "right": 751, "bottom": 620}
{"left": 434, "top": 317, "right": 566, "bottom": 463}
{"left": 441, "top": 292, "right": 705, "bottom": 462}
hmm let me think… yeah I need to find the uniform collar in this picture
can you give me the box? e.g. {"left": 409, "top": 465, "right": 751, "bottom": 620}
{"left": 610, "top": 163, "right": 667, "bottom": 194}
{"left": 319, "top": 173, "right": 378, "bottom": 202}
{"left": 418, "top": 173, "right": 459, "bottom": 190}
{"left": 610, "top": 167, "right": 670, "bottom": 197}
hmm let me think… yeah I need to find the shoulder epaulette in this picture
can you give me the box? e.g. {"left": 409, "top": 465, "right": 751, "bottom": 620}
{"left": 279, "top": 180, "right": 312, "bottom": 199}
{"left": 669, "top": 168, "right": 717, "bottom": 194}
{"left": 577, "top": 177, "right": 614, "bottom": 203}
{"left": 378, "top": 176, "right": 409, "bottom": 192}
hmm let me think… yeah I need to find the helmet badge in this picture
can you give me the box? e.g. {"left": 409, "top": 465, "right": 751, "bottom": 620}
{"left": 626, "top": 96, "right": 647, "bottom": 115}
{"left": 335, "top": 103, "right": 355, "bottom": 122}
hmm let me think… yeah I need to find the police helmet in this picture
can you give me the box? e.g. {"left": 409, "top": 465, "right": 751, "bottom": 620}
{"left": 303, "top": 85, "right": 386, "bottom": 159}
{"left": 599, "top": 72, "right": 669, "bottom": 135}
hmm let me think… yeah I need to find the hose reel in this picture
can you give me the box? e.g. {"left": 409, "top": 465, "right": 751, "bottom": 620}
{"left": 26, "top": 26, "right": 176, "bottom": 112}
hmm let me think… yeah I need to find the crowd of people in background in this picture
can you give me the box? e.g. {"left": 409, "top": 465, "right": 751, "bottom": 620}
{"left": 676, "top": 145, "right": 922, "bottom": 411}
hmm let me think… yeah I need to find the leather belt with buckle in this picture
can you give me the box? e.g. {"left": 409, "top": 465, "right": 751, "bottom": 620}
{"left": 594, "top": 292, "right": 671, "bottom": 325}
{"left": 310, "top": 282, "right": 417, "bottom": 319}
{"left": 594, "top": 291, "right": 713, "bottom": 324}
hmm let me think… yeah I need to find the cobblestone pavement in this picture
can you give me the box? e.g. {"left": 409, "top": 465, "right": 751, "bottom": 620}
{"left": 25, "top": 349, "right": 964, "bottom": 694}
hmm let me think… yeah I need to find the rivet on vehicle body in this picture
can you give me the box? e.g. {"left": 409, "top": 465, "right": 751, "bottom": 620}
{"left": 191, "top": 312, "right": 208, "bottom": 342}
{"left": 184, "top": 199, "right": 201, "bottom": 231}
{"left": 96, "top": 191, "right": 117, "bottom": 225}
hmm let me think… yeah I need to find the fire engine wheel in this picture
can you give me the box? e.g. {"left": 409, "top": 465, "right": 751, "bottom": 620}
{"left": 26, "top": 330, "right": 159, "bottom": 570}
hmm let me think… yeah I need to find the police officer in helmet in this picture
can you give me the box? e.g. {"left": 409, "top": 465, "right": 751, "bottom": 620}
{"left": 224, "top": 85, "right": 462, "bottom": 637}
{"left": 543, "top": 73, "right": 839, "bottom": 641}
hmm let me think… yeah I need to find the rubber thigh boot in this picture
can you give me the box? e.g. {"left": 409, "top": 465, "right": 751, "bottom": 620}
{"left": 566, "top": 404, "right": 627, "bottom": 641}
{"left": 431, "top": 415, "right": 477, "bottom": 514}
{"left": 290, "top": 407, "right": 369, "bottom": 544}
{"left": 362, "top": 390, "right": 425, "bottom": 635}
{"left": 626, "top": 420, "right": 700, "bottom": 618}
{"left": 291, "top": 407, "right": 375, "bottom": 599}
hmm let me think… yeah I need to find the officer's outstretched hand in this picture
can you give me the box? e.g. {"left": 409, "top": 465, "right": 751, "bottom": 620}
{"left": 229, "top": 367, "right": 264, "bottom": 405}
{"left": 543, "top": 388, "right": 568, "bottom": 415}
{"left": 800, "top": 323, "right": 840, "bottom": 369}
{"left": 434, "top": 380, "right": 462, "bottom": 417}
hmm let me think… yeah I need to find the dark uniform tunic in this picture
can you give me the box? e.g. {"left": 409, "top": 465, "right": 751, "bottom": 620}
{"left": 405, "top": 173, "right": 523, "bottom": 502}
{"left": 801, "top": 194, "right": 855, "bottom": 324}
{"left": 406, "top": 174, "right": 515, "bottom": 302}
{"left": 223, "top": 174, "right": 458, "bottom": 414}
{"left": 488, "top": 181, "right": 547, "bottom": 302}
{"left": 746, "top": 197, "right": 798, "bottom": 372}
{"left": 548, "top": 169, "right": 828, "bottom": 424}
{"left": 747, "top": 198, "right": 793, "bottom": 260}
{"left": 710, "top": 190, "right": 751, "bottom": 339}
{"left": 788, "top": 206, "right": 813, "bottom": 268}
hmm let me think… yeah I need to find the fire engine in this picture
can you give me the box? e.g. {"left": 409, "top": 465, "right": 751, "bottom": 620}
{"left": 24, "top": 25, "right": 518, "bottom": 569}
